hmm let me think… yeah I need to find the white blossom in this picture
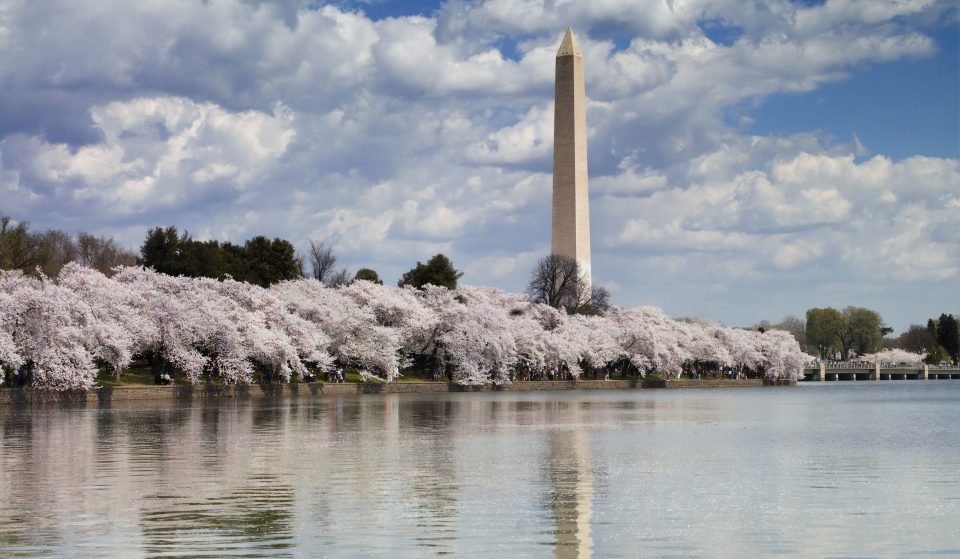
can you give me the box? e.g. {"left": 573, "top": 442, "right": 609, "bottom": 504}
{"left": 1, "top": 271, "right": 98, "bottom": 390}
{"left": 853, "top": 348, "right": 926, "bottom": 365}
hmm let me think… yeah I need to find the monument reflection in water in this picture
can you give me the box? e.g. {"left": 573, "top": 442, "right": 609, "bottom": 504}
{"left": 1, "top": 384, "right": 959, "bottom": 558}
{"left": 548, "top": 428, "right": 594, "bottom": 558}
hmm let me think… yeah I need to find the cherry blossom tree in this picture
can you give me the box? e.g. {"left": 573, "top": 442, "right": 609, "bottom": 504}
{"left": 201, "top": 277, "right": 334, "bottom": 383}
{"left": 757, "top": 329, "right": 806, "bottom": 380}
{"left": 610, "top": 307, "right": 692, "bottom": 377}
{"left": 112, "top": 267, "right": 213, "bottom": 383}
{"left": 435, "top": 287, "right": 518, "bottom": 385}
{"left": 341, "top": 279, "right": 437, "bottom": 365}
{"left": 853, "top": 348, "right": 926, "bottom": 365}
{"left": 273, "top": 279, "right": 402, "bottom": 381}
{"left": 0, "top": 289, "right": 24, "bottom": 381}
{"left": 1, "top": 271, "right": 98, "bottom": 390}
{"left": 58, "top": 263, "right": 143, "bottom": 379}
{"left": 684, "top": 320, "right": 735, "bottom": 371}
{"left": 500, "top": 298, "right": 559, "bottom": 378}
{"left": 721, "top": 328, "right": 765, "bottom": 375}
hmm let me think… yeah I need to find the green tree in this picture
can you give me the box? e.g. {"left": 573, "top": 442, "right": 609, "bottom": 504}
{"left": 139, "top": 228, "right": 302, "bottom": 286}
{"left": 399, "top": 253, "right": 463, "bottom": 290}
{"left": 936, "top": 314, "right": 959, "bottom": 363}
{"left": 806, "top": 306, "right": 886, "bottom": 359}
{"left": 839, "top": 306, "right": 884, "bottom": 357}
{"left": 220, "top": 242, "right": 248, "bottom": 280}
{"left": 179, "top": 239, "right": 227, "bottom": 279}
{"left": 920, "top": 344, "right": 951, "bottom": 365}
{"left": 139, "top": 226, "right": 185, "bottom": 275}
{"left": 354, "top": 268, "right": 383, "bottom": 285}
{"left": 241, "top": 236, "right": 303, "bottom": 287}
{"left": 805, "top": 307, "right": 842, "bottom": 358}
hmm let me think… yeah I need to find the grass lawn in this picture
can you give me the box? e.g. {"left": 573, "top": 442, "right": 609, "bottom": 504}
{"left": 396, "top": 375, "right": 443, "bottom": 383}
{"left": 95, "top": 366, "right": 213, "bottom": 386}
{"left": 95, "top": 367, "right": 155, "bottom": 387}
{"left": 339, "top": 371, "right": 443, "bottom": 383}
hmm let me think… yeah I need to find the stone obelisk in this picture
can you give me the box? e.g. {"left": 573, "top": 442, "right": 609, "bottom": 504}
{"left": 552, "top": 27, "right": 591, "bottom": 287}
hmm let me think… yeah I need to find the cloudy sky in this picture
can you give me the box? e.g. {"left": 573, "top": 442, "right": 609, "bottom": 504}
{"left": 1, "top": 0, "right": 957, "bottom": 332}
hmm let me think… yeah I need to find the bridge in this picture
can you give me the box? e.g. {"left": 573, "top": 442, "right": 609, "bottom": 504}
{"left": 802, "top": 362, "right": 960, "bottom": 382}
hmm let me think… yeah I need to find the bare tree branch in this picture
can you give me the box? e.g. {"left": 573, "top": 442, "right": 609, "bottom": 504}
{"left": 526, "top": 254, "right": 600, "bottom": 314}
{"left": 76, "top": 232, "right": 137, "bottom": 275}
{"left": 0, "top": 216, "right": 41, "bottom": 271}
{"left": 308, "top": 239, "right": 337, "bottom": 283}
{"left": 328, "top": 267, "right": 352, "bottom": 287}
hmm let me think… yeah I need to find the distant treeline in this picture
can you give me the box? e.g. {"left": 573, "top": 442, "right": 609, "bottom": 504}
{"left": 755, "top": 308, "right": 959, "bottom": 365}
{"left": 140, "top": 228, "right": 464, "bottom": 290}
{"left": 0, "top": 214, "right": 432, "bottom": 290}
{"left": 0, "top": 216, "right": 305, "bottom": 287}
{"left": 5, "top": 213, "right": 955, "bottom": 365}
{"left": 0, "top": 216, "right": 136, "bottom": 277}
{"left": 892, "top": 315, "right": 959, "bottom": 364}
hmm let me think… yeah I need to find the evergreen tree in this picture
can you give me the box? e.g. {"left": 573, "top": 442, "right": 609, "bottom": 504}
{"left": 179, "top": 239, "right": 226, "bottom": 279}
{"left": 398, "top": 254, "right": 463, "bottom": 290}
{"left": 139, "top": 226, "right": 184, "bottom": 276}
{"left": 138, "top": 228, "right": 302, "bottom": 286}
{"left": 241, "top": 236, "right": 302, "bottom": 287}
{"left": 354, "top": 268, "right": 383, "bottom": 285}
{"left": 936, "top": 314, "right": 959, "bottom": 363}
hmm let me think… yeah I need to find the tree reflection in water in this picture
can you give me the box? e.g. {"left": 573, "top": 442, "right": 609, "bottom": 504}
{"left": 402, "top": 398, "right": 460, "bottom": 553}
{"left": 3, "top": 387, "right": 957, "bottom": 557}
{"left": 139, "top": 474, "right": 296, "bottom": 558}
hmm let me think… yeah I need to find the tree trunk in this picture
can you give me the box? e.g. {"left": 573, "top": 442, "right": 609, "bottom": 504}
{"left": 149, "top": 351, "right": 163, "bottom": 385}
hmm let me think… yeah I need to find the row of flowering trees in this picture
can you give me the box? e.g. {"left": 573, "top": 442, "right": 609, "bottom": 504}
{"left": 0, "top": 264, "right": 808, "bottom": 391}
{"left": 852, "top": 348, "right": 926, "bottom": 365}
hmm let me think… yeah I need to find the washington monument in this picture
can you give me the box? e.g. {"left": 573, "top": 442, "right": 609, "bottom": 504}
{"left": 552, "top": 27, "right": 591, "bottom": 287}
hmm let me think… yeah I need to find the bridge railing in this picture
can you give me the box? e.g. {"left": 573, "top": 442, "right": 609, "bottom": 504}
{"left": 822, "top": 362, "right": 874, "bottom": 369}
{"left": 804, "top": 362, "right": 960, "bottom": 371}
{"left": 804, "top": 363, "right": 960, "bottom": 371}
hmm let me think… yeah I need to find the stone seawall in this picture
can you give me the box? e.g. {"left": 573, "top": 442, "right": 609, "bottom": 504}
{"left": 0, "top": 378, "right": 794, "bottom": 406}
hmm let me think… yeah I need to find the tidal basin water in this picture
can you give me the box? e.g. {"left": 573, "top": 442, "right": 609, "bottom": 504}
{"left": 1, "top": 383, "right": 958, "bottom": 558}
